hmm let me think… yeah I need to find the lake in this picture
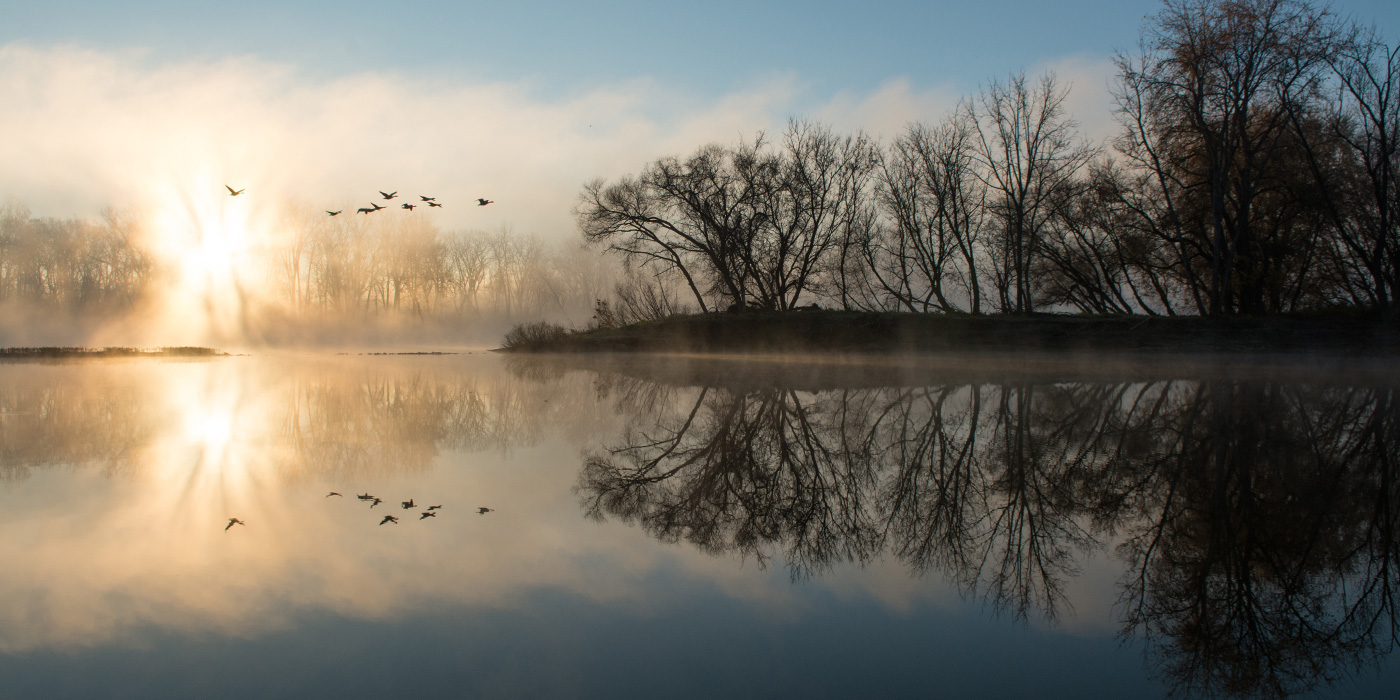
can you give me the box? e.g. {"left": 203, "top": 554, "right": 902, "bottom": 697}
{"left": 0, "top": 351, "right": 1396, "bottom": 699}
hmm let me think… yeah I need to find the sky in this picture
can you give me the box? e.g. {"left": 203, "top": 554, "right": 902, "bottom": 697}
{"left": 1, "top": 0, "right": 1397, "bottom": 238}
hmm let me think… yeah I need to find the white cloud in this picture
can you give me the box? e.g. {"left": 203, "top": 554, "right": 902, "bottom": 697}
{"left": 0, "top": 45, "right": 1123, "bottom": 239}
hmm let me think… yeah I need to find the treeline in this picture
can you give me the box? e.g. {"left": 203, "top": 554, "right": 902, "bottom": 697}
{"left": 580, "top": 0, "right": 1400, "bottom": 317}
{"left": 0, "top": 204, "right": 150, "bottom": 312}
{"left": 0, "top": 202, "right": 610, "bottom": 334}
{"left": 272, "top": 214, "right": 611, "bottom": 324}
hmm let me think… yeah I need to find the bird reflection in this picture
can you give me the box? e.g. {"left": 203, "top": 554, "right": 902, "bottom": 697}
{"left": 379, "top": 515, "right": 398, "bottom": 525}
{"left": 225, "top": 518, "right": 245, "bottom": 531}
{"left": 419, "top": 512, "right": 436, "bottom": 520}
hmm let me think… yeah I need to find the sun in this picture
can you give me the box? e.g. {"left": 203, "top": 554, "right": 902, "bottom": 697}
{"left": 147, "top": 174, "right": 266, "bottom": 341}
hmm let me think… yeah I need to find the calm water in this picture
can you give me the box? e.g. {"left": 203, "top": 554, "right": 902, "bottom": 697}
{"left": 0, "top": 351, "right": 1397, "bottom": 699}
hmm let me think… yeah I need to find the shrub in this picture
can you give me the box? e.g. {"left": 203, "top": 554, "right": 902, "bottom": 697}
{"left": 501, "top": 321, "right": 572, "bottom": 349}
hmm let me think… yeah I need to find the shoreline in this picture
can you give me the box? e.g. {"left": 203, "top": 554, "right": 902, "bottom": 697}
{"left": 498, "top": 310, "right": 1400, "bottom": 357}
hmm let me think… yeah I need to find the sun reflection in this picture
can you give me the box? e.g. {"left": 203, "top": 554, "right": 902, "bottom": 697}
{"left": 182, "top": 405, "right": 234, "bottom": 456}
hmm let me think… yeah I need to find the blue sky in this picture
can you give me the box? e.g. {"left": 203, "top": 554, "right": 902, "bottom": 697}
{"left": 9, "top": 1, "right": 1393, "bottom": 100}
{"left": 1, "top": 0, "right": 1396, "bottom": 234}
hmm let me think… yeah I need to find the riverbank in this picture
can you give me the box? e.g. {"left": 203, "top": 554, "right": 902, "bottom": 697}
{"left": 498, "top": 311, "right": 1400, "bottom": 356}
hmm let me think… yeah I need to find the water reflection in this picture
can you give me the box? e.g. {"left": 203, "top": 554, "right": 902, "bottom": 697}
{"left": 0, "top": 356, "right": 615, "bottom": 653}
{"left": 567, "top": 361, "right": 1400, "bottom": 699}
{"left": 1, "top": 353, "right": 1396, "bottom": 698}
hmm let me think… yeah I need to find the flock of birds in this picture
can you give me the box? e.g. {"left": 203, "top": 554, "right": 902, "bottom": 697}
{"left": 224, "top": 492, "right": 494, "bottom": 531}
{"left": 223, "top": 185, "right": 495, "bottom": 216}
{"left": 216, "top": 181, "right": 499, "bottom": 533}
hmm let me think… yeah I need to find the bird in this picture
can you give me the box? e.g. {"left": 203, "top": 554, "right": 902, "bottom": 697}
{"left": 326, "top": 491, "right": 342, "bottom": 498}
{"left": 327, "top": 210, "right": 341, "bottom": 216}
{"left": 357, "top": 206, "right": 374, "bottom": 214}
{"left": 369, "top": 202, "right": 385, "bottom": 212}
{"left": 225, "top": 518, "right": 245, "bottom": 531}
{"left": 477, "top": 507, "right": 493, "bottom": 515}
{"left": 401, "top": 498, "right": 417, "bottom": 509}
{"left": 476, "top": 198, "right": 493, "bottom": 206}
{"left": 401, "top": 203, "right": 416, "bottom": 211}
{"left": 427, "top": 505, "right": 442, "bottom": 510}
{"left": 226, "top": 185, "right": 245, "bottom": 196}
{"left": 419, "top": 511, "right": 437, "bottom": 520}
{"left": 370, "top": 497, "right": 384, "bottom": 508}
{"left": 357, "top": 493, "right": 375, "bottom": 500}
{"left": 379, "top": 515, "right": 399, "bottom": 525}
{"left": 419, "top": 195, "right": 436, "bottom": 202}
{"left": 427, "top": 201, "right": 443, "bottom": 207}
{"left": 380, "top": 191, "right": 398, "bottom": 200}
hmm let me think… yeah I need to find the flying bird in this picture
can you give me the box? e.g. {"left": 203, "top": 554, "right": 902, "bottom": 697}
{"left": 380, "top": 191, "right": 398, "bottom": 200}
{"left": 327, "top": 210, "right": 342, "bottom": 216}
{"left": 419, "top": 511, "right": 437, "bottom": 520}
{"left": 226, "top": 185, "right": 245, "bottom": 196}
{"left": 326, "top": 492, "right": 342, "bottom": 498}
{"left": 401, "top": 498, "right": 417, "bottom": 510}
{"left": 476, "top": 198, "right": 493, "bottom": 206}
{"left": 420, "top": 195, "right": 436, "bottom": 202}
{"left": 401, "top": 203, "right": 416, "bottom": 211}
{"left": 225, "top": 518, "right": 245, "bottom": 531}
{"left": 427, "top": 201, "right": 443, "bottom": 208}
{"left": 379, "top": 515, "right": 399, "bottom": 525}
{"left": 477, "top": 507, "right": 494, "bottom": 515}
{"left": 427, "top": 505, "right": 442, "bottom": 511}
{"left": 370, "top": 497, "right": 384, "bottom": 508}
{"left": 357, "top": 493, "right": 375, "bottom": 500}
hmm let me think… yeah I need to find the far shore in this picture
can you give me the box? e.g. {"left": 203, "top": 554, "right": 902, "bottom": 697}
{"left": 0, "top": 346, "right": 227, "bottom": 361}
{"left": 497, "top": 310, "right": 1400, "bottom": 357}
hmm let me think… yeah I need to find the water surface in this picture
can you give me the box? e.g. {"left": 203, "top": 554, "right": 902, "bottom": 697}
{"left": 0, "top": 351, "right": 1396, "bottom": 699}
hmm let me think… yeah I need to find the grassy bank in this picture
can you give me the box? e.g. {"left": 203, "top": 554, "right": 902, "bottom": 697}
{"left": 498, "top": 311, "right": 1400, "bottom": 356}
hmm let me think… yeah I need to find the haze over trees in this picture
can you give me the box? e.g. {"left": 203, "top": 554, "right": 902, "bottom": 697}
{"left": 580, "top": 0, "right": 1400, "bottom": 318}
{"left": 0, "top": 201, "right": 609, "bottom": 343}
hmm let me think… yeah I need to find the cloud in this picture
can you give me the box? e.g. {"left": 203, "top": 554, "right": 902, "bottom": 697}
{"left": 0, "top": 45, "right": 1122, "bottom": 239}
{"left": 0, "top": 44, "right": 805, "bottom": 239}
{"left": 1032, "top": 53, "right": 1121, "bottom": 145}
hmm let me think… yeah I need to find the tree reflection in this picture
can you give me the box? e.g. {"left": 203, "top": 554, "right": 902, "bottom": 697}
{"left": 1118, "top": 383, "right": 1400, "bottom": 699}
{"left": 580, "top": 373, "right": 1400, "bottom": 698}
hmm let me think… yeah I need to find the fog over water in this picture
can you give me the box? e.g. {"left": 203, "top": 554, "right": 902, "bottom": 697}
{"left": 0, "top": 351, "right": 1396, "bottom": 698}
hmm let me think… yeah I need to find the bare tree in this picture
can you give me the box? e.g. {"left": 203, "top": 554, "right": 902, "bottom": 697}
{"left": 868, "top": 115, "right": 988, "bottom": 312}
{"left": 1116, "top": 0, "right": 1337, "bottom": 315}
{"left": 969, "top": 71, "right": 1095, "bottom": 313}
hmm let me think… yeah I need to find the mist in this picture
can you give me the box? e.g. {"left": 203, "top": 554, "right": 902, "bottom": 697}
{"left": 0, "top": 44, "right": 1122, "bottom": 347}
